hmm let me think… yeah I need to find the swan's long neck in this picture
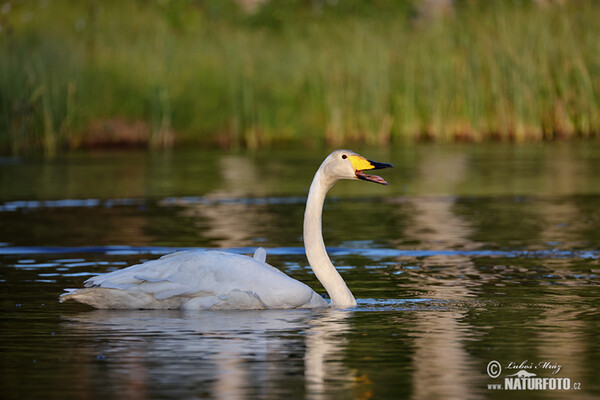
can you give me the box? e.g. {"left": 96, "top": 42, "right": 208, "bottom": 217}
{"left": 303, "top": 167, "right": 356, "bottom": 307}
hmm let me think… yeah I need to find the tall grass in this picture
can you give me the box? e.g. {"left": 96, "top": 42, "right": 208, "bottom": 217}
{"left": 0, "top": 0, "right": 599, "bottom": 153}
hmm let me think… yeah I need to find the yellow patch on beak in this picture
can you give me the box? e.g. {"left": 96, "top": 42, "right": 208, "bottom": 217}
{"left": 348, "top": 155, "right": 375, "bottom": 171}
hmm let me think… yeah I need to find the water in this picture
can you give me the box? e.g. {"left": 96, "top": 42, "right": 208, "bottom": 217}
{"left": 1, "top": 144, "right": 599, "bottom": 399}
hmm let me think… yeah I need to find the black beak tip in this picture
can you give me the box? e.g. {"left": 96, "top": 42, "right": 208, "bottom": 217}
{"left": 368, "top": 160, "right": 393, "bottom": 170}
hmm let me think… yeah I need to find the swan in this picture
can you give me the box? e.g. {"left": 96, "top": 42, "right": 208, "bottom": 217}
{"left": 59, "top": 149, "right": 392, "bottom": 310}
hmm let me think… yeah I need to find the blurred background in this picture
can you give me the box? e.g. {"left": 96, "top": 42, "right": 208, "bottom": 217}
{"left": 1, "top": 0, "right": 599, "bottom": 155}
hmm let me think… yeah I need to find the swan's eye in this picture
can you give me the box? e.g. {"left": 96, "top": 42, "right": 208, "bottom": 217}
{"left": 342, "top": 154, "right": 347, "bottom": 159}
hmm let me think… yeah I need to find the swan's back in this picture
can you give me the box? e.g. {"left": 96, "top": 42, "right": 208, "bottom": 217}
{"left": 60, "top": 250, "right": 327, "bottom": 310}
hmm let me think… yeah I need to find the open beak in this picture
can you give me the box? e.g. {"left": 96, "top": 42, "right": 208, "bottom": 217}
{"left": 349, "top": 155, "right": 393, "bottom": 185}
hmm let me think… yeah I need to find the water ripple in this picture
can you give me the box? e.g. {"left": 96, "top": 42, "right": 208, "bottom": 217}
{"left": 0, "top": 246, "right": 597, "bottom": 259}
{"left": 0, "top": 196, "right": 310, "bottom": 212}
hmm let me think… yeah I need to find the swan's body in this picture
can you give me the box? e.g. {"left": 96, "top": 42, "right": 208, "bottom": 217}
{"left": 61, "top": 249, "right": 327, "bottom": 309}
{"left": 60, "top": 150, "right": 391, "bottom": 310}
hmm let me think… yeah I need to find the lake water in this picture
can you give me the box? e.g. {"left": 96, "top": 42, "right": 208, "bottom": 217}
{"left": 1, "top": 144, "right": 599, "bottom": 399}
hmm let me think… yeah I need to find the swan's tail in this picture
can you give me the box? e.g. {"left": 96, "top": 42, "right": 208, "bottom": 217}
{"left": 59, "top": 288, "right": 172, "bottom": 309}
{"left": 59, "top": 288, "right": 79, "bottom": 303}
{"left": 59, "top": 288, "right": 110, "bottom": 307}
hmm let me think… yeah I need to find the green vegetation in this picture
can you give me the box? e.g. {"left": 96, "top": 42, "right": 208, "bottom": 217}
{"left": 1, "top": 0, "right": 599, "bottom": 153}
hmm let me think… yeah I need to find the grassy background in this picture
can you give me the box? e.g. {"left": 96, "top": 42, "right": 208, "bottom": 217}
{"left": 1, "top": 0, "right": 599, "bottom": 154}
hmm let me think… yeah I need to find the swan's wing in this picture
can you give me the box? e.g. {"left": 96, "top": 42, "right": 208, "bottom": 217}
{"left": 82, "top": 250, "right": 321, "bottom": 309}
{"left": 253, "top": 247, "right": 267, "bottom": 263}
{"left": 84, "top": 252, "right": 198, "bottom": 300}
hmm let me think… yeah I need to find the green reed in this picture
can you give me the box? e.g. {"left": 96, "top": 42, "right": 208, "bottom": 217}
{"left": 0, "top": 0, "right": 599, "bottom": 153}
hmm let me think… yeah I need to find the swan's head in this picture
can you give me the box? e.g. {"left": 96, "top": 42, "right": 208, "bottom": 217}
{"left": 322, "top": 149, "right": 392, "bottom": 185}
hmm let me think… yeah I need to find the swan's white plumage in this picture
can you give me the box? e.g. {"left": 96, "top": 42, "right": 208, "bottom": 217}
{"left": 60, "top": 149, "right": 391, "bottom": 310}
{"left": 253, "top": 247, "right": 267, "bottom": 263}
{"left": 61, "top": 250, "right": 327, "bottom": 309}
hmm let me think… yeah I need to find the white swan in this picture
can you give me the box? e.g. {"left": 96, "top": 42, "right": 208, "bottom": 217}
{"left": 59, "top": 149, "right": 392, "bottom": 310}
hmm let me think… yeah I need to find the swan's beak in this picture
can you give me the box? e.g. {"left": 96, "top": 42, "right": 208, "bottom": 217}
{"left": 349, "top": 155, "right": 393, "bottom": 185}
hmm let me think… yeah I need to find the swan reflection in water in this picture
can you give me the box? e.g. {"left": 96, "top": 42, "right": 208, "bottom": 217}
{"left": 62, "top": 308, "right": 360, "bottom": 399}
